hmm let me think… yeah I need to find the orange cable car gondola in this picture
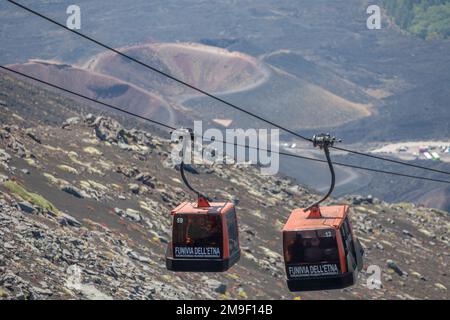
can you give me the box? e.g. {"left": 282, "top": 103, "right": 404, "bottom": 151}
{"left": 165, "top": 129, "right": 240, "bottom": 272}
{"left": 282, "top": 133, "right": 364, "bottom": 291}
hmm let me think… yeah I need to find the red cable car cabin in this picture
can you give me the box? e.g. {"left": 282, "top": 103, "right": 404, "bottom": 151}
{"left": 282, "top": 133, "right": 363, "bottom": 292}
{"left": 166, "top": 200, "right": 240, "bottom": 272}
{"left": 283, "top": 205, "right": 363, "bottom": 291}
{"left": 165, "top": 128, "right": 240, "bottom": 272}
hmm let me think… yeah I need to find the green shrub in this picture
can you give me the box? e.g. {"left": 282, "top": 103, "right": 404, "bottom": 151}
{"left": 3, "top": 180, "right": 59, "bottom": 213}
{"left": 383, "top": 0, "right": 450, "bottom": 39}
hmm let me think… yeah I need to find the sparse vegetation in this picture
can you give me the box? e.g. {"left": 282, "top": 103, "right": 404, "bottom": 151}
{"left": 384, "top": 0, "right": 450, "bottom": 39}
{"left": 83, "top": 146, "right": 103, "bottom": 156}
{"left": 43, "top": 172, "right": 69, "bottom": 187}
{"left": 57, "top": 164, "right": 79, "bottom": 175}
{"left": 3, "top": 180, "right": 59, "bottom": 213}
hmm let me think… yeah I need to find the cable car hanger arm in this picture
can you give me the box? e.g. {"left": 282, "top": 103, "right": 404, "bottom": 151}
{"left": 177, "top": 128, "right": 211, "bottom": 207}
{"left": 305, "top": 134, "right": 340, "bottom": 213}
{"left": 180, "top": 160, "right": 211, "bottom": 206}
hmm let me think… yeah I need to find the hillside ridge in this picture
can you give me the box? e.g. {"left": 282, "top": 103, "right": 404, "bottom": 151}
{"left": 0, "top": 72, "right": 449, "bottom": 300}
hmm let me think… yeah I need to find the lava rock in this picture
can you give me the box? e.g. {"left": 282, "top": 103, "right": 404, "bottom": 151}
{"left": 61, "top": 185, "right": 86, "bottom": 199}
{"left": 58, "top": 213, "right": 82, "bottom": 227}
{"left": 125, "top": 208, "right": 142, "bottom": 222}
{"left": 127, "top": 250, "right": 150, "bottom": 263}
{"left": 25, "top": 129, "right": 42, "bottom": 144}
{"left": 387, "top": 259, "right": 404, "bottom": 276}
{"left": 18, "top": 201, "right": 35, "bottom": 214}
{"left": 114, "top": 208, "right": 141, "bottom": 222}
{"left": 402, "top": 229, "right": 414, "bottom": 237}
{"left": 62, "top": 117, "right": 80, "bottom": 128}
{"left": 203, "top": 278, "right": 227, "bottom": 294}
{"left": 92, "top": 116, "right": 127, "bottom": 144}
{"left": 135, "top": 173, "right": 156, "bottom": 188}
{"left": 352, "top": 195, "right": 374, "bottom": 205}
{"left": 0, "top": 149, "right": 11, "bottom": 162}
{"left": 128, "top": 184, "right": 140, "bottom": 194}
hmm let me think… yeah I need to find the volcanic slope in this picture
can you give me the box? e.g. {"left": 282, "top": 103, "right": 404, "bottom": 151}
{"left": 84, "top": 42, "right": 270, "bottom": 97}
{"left": 0, "top": 72, "right": 449, "bottom": 300}
{"left": 84, "top": 42, "right": 374, "bottom": 130}
{"left": 8, "top": 41, "right": 377, "bottom": 131}
{"left": 8, "top": 60, "right": 175, "bottom": 126}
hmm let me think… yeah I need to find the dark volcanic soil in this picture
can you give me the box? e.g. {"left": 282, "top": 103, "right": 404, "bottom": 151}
{"left": 2, "top": 0, "right": 450, "bottom": 209}
{"left": 0, "top": 71, "right": 449, "bottom": 300}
